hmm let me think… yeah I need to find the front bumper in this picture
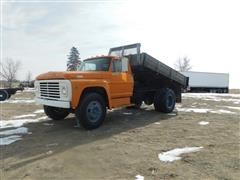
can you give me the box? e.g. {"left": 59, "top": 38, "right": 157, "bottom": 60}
{"left": 35, "top": 97, "right": 70, "bottom": 108}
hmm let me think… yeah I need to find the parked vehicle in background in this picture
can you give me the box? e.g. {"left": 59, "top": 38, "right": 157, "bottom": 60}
{"left": 181, "top": 71, "right": 229, "bottom": 93}
{"left": 35, "top": 43, "right": 188, "bottom": 129}
{"left": 0, "top": 87, "right": 24, "bottom": 101}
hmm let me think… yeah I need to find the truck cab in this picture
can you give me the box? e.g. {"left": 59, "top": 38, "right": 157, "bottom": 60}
{"left": 35, "top": 55, "right": 134, "bottom": 129}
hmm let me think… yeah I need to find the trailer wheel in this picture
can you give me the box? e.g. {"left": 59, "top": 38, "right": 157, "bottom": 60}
{"left": 0, "top": 90, "right": 9, "bottom": 101}
{"left": 75, "top": 93, "right": 106, "bottom": 130}
{"left": 44, "top": 105, "right": 70, "bottom": 120}
{"left": 154, "top": 88, "right": 176, "bottom": 113}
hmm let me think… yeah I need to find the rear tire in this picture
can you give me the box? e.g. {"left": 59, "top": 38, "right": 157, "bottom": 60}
{"left": 0, "top": 90, "right": 9, "bottom": 101}
{"left": 44, "top": 105, "right": 70, "bottom": 120}
{"left": 75, "top": 93, "right": 106, "bottom": 130}
{"left": 154, "top": 88, "right": 176, "bottom": 113}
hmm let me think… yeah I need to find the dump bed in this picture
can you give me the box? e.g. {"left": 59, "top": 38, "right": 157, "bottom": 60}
{"left": 129, "top": 53, "right": 188, "bottom": 87}
{"left": 109, "top": 43, "right": 188, "bottom": 88}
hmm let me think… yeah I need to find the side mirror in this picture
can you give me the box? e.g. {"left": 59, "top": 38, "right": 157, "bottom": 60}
{"left": 121, "top": 57, "right": 128, "bottom": 72}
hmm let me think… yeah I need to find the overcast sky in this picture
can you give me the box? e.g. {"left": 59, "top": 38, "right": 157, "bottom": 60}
{"left": 1, "top": 0, "right": 240, "bottom": 88}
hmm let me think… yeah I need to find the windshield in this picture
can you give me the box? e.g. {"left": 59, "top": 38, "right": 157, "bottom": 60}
{"left": 78, "top": 57, "right": 110, "bottom": 71}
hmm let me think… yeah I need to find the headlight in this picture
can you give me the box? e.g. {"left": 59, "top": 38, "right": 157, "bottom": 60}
{"left": 35, "top": 85, "right": 39, "bottom": 91}
{"left": 34, "top": 82, "right": 39, "bottom": 93}
{"left": 61, "top": 85, "right": 68, "bottom": 96}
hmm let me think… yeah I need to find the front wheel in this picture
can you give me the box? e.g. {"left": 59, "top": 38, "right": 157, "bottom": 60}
{"left": 75, "top": 93, "right": 106, "bottom": 130}
{"left": 44, "top": 105, "right": 70, "bottom": 120}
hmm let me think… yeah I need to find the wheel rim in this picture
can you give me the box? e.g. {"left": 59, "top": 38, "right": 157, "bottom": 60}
{"left": 86, "top": 101, "right": 102, "bottom": 123}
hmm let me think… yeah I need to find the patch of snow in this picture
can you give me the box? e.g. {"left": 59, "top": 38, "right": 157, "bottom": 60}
{"left": 46, "top": 150, "right": 53, "bottom": 155}
{"left": 1, "top": 99, "right": 35, "bottom": 104}
{"left": 43, "top": 123, "right": 54, "bottom": 126}
{"left": 220, "top": 106, "right": 240, "bottom": 111}
{"left": 175, "top": 104, "right": 182, "bottom": 108}
{"left": 177, "top": 108, "right": 210, "bottom": 113}
{"left": 23, "top": 88, "right": 35, "bottom": 92}
{"left": 37, "top": 116, "right": 48, "bottom": 120}
{"left": 154, "top": 122, "right": 161, "bottom": 125}
{"left": 177, "top": 108, "right": 236, "bottom": 114}
{"left": 198, "top": 121, "right": 209, "bottom": 125}
{"left": 14, "top": 97, "right": 32, "bottom": 100}
{"left": 34, "top": 109, "right": 44, "bottom": 114}
{"left": 123, "top": 112, "right": 133, "bottom": 115}
{"left": 210, "top": 109, "right": 236, "bottom": 114}
{"left": 135, "top": 175, "right": 144, "bottom": 180}
{"left": 182, "top": 93, "right": 240, "bottom": 104}
{"left": 158, "top": 147, "right": 203, "bottom": 162}
{"left": 0, "top": 116, "right": 48, "bottom": 129}
{"left": 0, "top": 135, "right": 22, "bottom": 145}
{"left": 13, "top": 114, "right": 36, "bottom": 119}
{"left": 46, "top": 143, "right": 58, "bottom": 147}
{"left": 183, "top": 93, "right": 240, "bottom": 98}
{"left": 0, "top": 127, "right": 28, "bottom": 135}
{"left": 167, "top": 113, "right": 176, "bottom": 116}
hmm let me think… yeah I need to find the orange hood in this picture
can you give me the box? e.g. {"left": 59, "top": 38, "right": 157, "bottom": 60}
{"left": 36, "top": 71, "right": 110, "bottom": 80}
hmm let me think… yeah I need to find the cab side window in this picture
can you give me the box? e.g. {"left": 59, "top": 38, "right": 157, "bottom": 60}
{"left": 112, "top": 60, "right": 122, "bottom": 72}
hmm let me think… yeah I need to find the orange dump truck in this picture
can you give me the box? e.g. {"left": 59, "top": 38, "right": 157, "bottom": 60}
{"left": 35, "top": 43, "right": 188, "bottom": 129}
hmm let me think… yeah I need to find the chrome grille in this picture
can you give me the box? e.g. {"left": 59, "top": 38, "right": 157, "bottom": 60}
{"left": 40, "top": 82, "right": 60, "bottom": 99}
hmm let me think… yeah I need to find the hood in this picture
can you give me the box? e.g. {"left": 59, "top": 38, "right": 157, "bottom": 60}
{"left": 36, "top": 71, "right": 110, "bottom": 80}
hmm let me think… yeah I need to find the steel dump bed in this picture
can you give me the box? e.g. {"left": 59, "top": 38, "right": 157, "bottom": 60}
{"left": 129, "top": 53, "right": 188, "bottom": 87}
{"left": 109, "top": 43, "right": 188, "bottom": 89}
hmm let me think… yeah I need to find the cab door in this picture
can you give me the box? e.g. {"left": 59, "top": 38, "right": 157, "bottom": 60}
{"left": 109, "top": 57, "right": 133, "bottom": 100}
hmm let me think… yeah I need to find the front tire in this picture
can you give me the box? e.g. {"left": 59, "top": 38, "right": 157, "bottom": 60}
{"left": 154, "top": 88, "right": 176, "bottom": 113}
{"left": 75, "top": 93, "right": 106, "bottom": 130}
{"left": 44, "top": 105, "right": 70, "bottom": 120}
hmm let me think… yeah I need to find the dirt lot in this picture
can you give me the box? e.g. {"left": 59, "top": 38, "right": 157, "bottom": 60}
{"left": 1, "top": 90, "right": 240, "bottom": 180}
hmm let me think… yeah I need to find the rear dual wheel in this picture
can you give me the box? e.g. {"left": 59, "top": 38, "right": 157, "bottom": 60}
{"left": 154, "top": 88, "right": 176, "bottom": 113}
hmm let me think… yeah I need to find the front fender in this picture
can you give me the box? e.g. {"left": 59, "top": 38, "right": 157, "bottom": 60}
{"left": 70, "top": 79, "right": 112, "bottom": 109}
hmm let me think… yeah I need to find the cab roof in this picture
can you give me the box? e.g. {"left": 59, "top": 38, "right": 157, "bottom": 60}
{"left": 84, "top": 55, "right": 119, "bottom": 61}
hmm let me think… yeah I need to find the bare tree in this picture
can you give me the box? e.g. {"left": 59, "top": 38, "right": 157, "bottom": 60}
{"left": 0, "top": 58, "right": 21, "bottom": 87}
{"left": 26, "top": 71, "right": 32, "bottom": 87}
{"left": 174, "top": 56, "right": 192, "bottom": 72}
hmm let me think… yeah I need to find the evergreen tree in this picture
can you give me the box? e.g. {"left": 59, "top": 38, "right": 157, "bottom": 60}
{"left": 67, "top": 47, "right": 81, "bottom": 71}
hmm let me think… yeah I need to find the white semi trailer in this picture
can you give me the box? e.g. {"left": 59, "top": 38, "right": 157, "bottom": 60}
{"left": 181, "top": 71, "right": 229, "bottom": 93}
